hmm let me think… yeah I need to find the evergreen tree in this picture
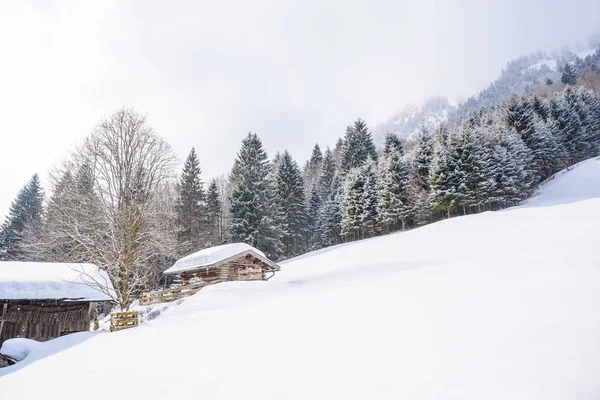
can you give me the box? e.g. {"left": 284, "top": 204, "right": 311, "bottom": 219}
{"left": 303, "top": 143, "right": 324, "bottom": 200}
{"left": 383, "top": 133, "right": 403, "bottom": 156}
{"left": 230, "top": 133, "right": 282, "bottom": 259}
{"left": 341, "top": 168, "right": 365, "bottom": 241}
{"left": 561, "top": 63, "right": 577, "bottom": 85}
{"left": 333, "top": 138, "right": 344, "bottom": 168}
{"left": 206, "top": 179, "right": 223, "bottom": 245}
{"left": 411, "top": 127, "right": 435, "bottom": 191}
{"left": 378, "top": 141, "right": 410, "bottom": 232}
{"left": 319, "top": 174, "right": 342, "bottom": 247}
{"left": 274, "top": 151, "right": 308, "bottom": 258}
{"left": 495, "top": 131, "right": 535, "bottom": 206}
{"left": 361, "top": 158, "right": 379, "bottom": 237}
{"left": 319, "top": 148, "right": 336, "bottom": 196}
{"left": 307, "top": 186, "right": 322, "bottom": 250}
{"left": 505, "top": 96, "right": 534, "bottom": 135}
{"left": 0, "top": 174, "right": 44, "bottom": 260}
{"left": 454, "top": 124, "right": 481, "bottom": 214}
{"left": 340, "top": 119, "right": 377, "bottom": 173}
{"left": 308, "top": 144, "right": 323, "bottom": 170}
{"left": 429, "top": 128, "right": 460, "bottom": 218}
{"left": 176, "top": 148, "right": 207, "bottom": 254}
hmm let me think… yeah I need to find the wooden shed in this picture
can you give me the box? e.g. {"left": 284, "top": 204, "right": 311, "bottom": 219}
{"left": 0, "top": 262, "right": 114, "bottom": 345}
{"left": 163, "top": 243, "right": 280, "bottom": 286}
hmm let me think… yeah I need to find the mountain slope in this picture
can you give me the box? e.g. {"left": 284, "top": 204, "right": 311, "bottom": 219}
{"left": 375, "top": 42, "right": 600, "bottom": 143}
{"left": 1, "top": 159, "right": 600, "bottom": 399}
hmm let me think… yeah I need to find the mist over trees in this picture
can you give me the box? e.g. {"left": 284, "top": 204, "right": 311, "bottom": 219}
{"left": 2, "top": 51, "right": 600, "bottom": 308}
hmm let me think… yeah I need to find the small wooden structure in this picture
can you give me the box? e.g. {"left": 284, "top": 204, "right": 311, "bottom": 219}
{"left": 110, "top": 311, "right": 139, "bottom": 332}
{"left": 163, "top": 243, "right": 280, "bottom": 288}
{"left": 0, "top": 262, "right": 114, "bottom": 345}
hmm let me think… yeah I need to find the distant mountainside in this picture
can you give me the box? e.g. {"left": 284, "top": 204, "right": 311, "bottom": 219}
{"left": 373, "top": 97, "right": 454, "bottom": 144}
{"left": 373, "top": 41, "right": 600, "bottom": 146}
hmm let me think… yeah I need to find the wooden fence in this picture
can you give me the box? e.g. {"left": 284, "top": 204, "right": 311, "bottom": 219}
{"left": 110, "top": 311, "right": 139, "bottom": 332}
{"left": 139, "top": 282, "right": 209, "bottom": 306}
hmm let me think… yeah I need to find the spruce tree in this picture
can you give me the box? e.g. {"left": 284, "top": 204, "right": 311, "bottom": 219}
{"left": 176, "top": 148, "right": 207, "bottom": 254}
{"left": 206, "top": 179, "right": 222, "bottom": 245}
{"left": 340, "top": 119, "right": 377, "bottom": 173}
{"left": 378, "top": 140, "right": 410, "bottom": 232}
{"left": 561, "top": 63, "right": 577, "bottom": 85}
{"left": 429, "top": 128, "right": 459, "bottom": 218}
{"left": 303, "top": 144, "right": 324, "bottom": 200}
{"left": 0, "top": 174, "right": 44, "bottom": 260}
{"left": 412, "top": 127, "right": 435, "bottom": 191}
{"left": 230, "top": 133, "right": 282, "bottom": 259}
{"left": 319, "top": 148, "right": 336, "bottom": 196}
{"left": 361, "top": 158, "right": 379, "bottom": 237}
{"left": 383, "top": 133, "right": 403, "bottom": 156}
{"left": 341, "top": 168, "right": 365, "bottom": 241}
{"left": 319, "top": 174, "right": 342, "bottom": 247}
{"left": 274, "top": 151, "right": 308, "bottom": 258}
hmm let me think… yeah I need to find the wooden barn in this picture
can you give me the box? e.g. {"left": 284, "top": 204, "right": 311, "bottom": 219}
{"left": 0, "top": 262, "right": 114, "bottom": 345}
{"left": 163, "top": 243, "right": 280, "bottom": 286}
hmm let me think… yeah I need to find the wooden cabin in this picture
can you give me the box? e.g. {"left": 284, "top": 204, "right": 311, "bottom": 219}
{"left": 163, "top": 243, "right": 280, "bottom": 286}
{"left": 0, "top": 262, "right": 114, "bottom": 345}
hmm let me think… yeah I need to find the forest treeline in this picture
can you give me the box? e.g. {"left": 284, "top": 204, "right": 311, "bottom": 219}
{"left": 1, "top": 61, "right": 599, "bottom": 309}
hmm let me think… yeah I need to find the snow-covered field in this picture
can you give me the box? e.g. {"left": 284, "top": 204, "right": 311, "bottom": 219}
{"left": 2, "top": 158, "right": 600, "bottom": 399}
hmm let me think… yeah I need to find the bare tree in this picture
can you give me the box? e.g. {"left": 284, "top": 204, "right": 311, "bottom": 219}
{"left": 215, "top": 174, "right": 232, "bottom": 243}
{"left": 579, "top": 70, "right": 600, "bottom": 93}
{"left": 37, "top": 108, "right": 178, "bottom": 310}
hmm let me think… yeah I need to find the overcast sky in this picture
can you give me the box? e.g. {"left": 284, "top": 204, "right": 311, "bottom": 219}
{"left": 1, "top": 0, "right": 599, "bottom": 219}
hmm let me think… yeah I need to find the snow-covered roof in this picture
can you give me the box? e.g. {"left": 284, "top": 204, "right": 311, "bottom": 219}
{"left": 164, "top": 243, "right": 279, "bottom": 275}
{"left": 0, "top": 262, "right": 114, "bottom": 302}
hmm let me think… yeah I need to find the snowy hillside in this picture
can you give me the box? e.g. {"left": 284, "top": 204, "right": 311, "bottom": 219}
{"left": 2, "top": 158, "right": 600, "bottom": 399}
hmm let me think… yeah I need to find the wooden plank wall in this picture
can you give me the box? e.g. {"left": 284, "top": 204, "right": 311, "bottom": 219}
{"left": 0, "top": 302, "right": 90, "bottom": 345}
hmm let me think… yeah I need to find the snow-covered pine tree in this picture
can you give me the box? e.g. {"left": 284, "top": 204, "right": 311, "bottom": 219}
{"left": 318, "top": 174, "right": 342, "bottom": 247}
{"left": 306, "top": 187, "right": 323, "bottom": 250}
{"left": 580, "top": 89, "right": 600, "bottom": 154}
{"left": 377, "top": 139, "right": 411, "bottom": 232}
{"left": 361, "top": 157, "right": 379, "bottom": 237}
{"left": 405, "top": 126, "right": 435, "bottom": 226}
{"left": 319, "top": 148, "right": 336, "bottom": 196}
{"left": 304, "top": 144, "right": 323, "bottom": 184}
{"left": 383, "top": 132, "right": 403, "bottom": 156}
{"left": 495, "top": 130, "right": 535, "bottom": 206}
{"left": 429, "top": 127, "right": 460, "bottom": 218}
{"left": 274, "top": 150, "right": 308, "bottom": 258}
{"left": 341, "top": 167, "right": 365, "bottom": 241}
{"left": 302, "top": 145, "right": 325, "bottom": 250}
{"left": 176, "top": 148, "right": 207, "bottom": 255}
{"left": 333, "top": 138, "right": 344, "bottom": 169}
{"left": 206, "top": 179, "right": 223, "bottom": 245}
{"left": 411, "top": 127, "right": 435, "bottom": 191}
{"left": 310, "top": 149, "right": 338, "bottom": 250}
{"left": 561, "top": 63, "right": 577, "bottom": 85}
{"left": 0, "top": 174, "right": 44, "bottom": 260}
{"left": 340, "top": 119, "right": 377, "bottom": 173}
{"left": 531, "top": 95, "right": 550, "bottom": 122}
{"left": 505, "top": 96, "right": 534, "bottom": 136}
{"left": 529, "top": 115, "right": 566, "bottom": 181}
{"left": 38, "top": 161, "right": 104, "bottom": 263}
{"left": 229, "top": 133, "right": 282, "bottom": 260}
{"left": 453, "top": 124, "right": 481, "bottom": 214}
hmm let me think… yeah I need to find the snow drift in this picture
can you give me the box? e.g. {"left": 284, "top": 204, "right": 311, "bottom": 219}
{"left": 1, "top": 158, "right": 600, "bottom": 399}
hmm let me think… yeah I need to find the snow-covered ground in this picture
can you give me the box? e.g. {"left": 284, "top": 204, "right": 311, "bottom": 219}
{"left": 1, "top": 158, "right": 600, "bottom": 399}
